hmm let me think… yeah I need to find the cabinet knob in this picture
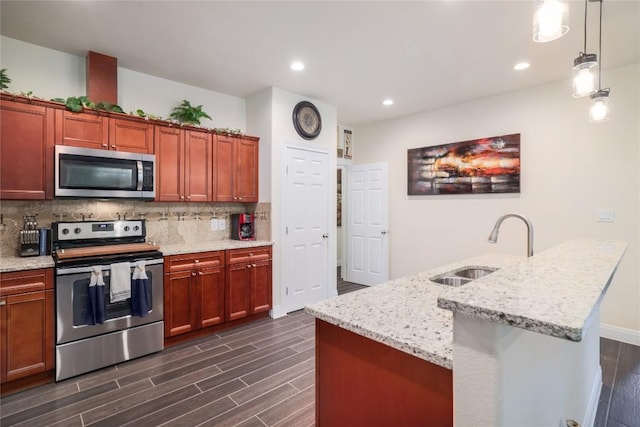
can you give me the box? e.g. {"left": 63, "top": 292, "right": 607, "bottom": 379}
{"left": 111, "top": 145, "right": 116, "bottom": 149}
{"left": 191, "top": 272, "right": 196, "bottom": 276}
{"left": 247, "top": 264, "right": 252, "bottom": 268}
{"left": 249, "top": 253, "right": 253, "bottom": 256}
{"left": 102, "top": 143, "right": 108, "bottom": 148}
{"left": 252, "top": 264, "right": 256, "bottom": 267}
{"left": 186, "top": 196, "right": 190, "bottom": 200}
{"left": 194, "top": 259, "right": 199, "bottom": 263}
{"left": 198, "top": 271, "right": 203, "bottom": 276}
{"left": 180, "top": 196, "right": 184, "bottom": 200}
{"left": 0, "top": 300, "right": 5, "bottom": 306}
{"left": 238, "top": 197, "right": 242, "bottom": 201}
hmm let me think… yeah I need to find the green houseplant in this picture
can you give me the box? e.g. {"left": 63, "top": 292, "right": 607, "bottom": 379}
{"left": 0, "top": 69, "right": 11, "bottom": 90}
{"left": 169, "top": 100, "right": 212, "bottom": 125}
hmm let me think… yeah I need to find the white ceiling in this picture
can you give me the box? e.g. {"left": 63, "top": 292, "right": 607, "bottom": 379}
{"left": 1, "top": 1, "right": 638, "bottom": 126}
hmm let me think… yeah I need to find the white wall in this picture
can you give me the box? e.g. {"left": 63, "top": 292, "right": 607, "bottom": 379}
{"left": 0, "top": 36, "right": 246, "bottom": 130}
{"left": 247, "top": 87, "right": 338, "bottom": 316}
{"left": 354, "top": 63, "right": 640, "bottom": 337}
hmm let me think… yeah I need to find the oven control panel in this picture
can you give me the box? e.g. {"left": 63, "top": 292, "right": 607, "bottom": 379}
{"left": 55, "top": 220, "right": 145, "bottom": 241}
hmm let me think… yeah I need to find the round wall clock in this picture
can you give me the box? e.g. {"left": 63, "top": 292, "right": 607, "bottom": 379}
{"left": 292, "top": 101, "right": 322, "bottom": 140}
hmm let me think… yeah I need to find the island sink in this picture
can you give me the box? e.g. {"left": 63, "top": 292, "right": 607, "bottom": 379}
{"left": 430, "top": 266, "right": 499, "bottom": 286}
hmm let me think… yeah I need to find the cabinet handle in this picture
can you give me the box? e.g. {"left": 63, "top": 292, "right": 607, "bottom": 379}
{"left": 252, "top": 264, "right": 256, "bottom": 267}
{"left": 111, "top": 145, "right": 116, "bottom": 149}
{"left": 191, "top": 272, "right": 196, "bottom": 276}
{"left": 102, "top": 143, "right": 108, "bottom": 148}
{"left": 186, "top": 196, "right": 190, "bottom": 200}
{"left": 180, "top": 196, "right": 184, "bottom": 200}
{"left": 194, "top": 259, "right": 199, "bottom": 263}
{"left": 247, "top": 264, "right": 252, "bottom": 268}
{"left": 0, "top": 300, "right": 5, "bottom": 306}
{"left": 238, "top": 197, "right": 242, "bottom": 201}
{"left": 198, "top": 271, "right": 203, "bottom": 276}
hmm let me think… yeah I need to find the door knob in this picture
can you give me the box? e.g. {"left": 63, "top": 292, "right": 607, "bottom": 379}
{"left": 381, "top": 230, "right": 388, "bottom": 235}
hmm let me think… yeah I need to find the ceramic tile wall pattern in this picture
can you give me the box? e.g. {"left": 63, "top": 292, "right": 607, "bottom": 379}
{"left": 0, "top": 200, "right": 271, "bottom": 257}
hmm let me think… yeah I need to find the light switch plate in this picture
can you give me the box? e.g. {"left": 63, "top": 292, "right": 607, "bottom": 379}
{"left": 597, "top": 209, "right": 614, "bottom": 222}
{"left": 218, "top": 219, "right": 226, "bottom": 230}
{"left": 210, "top": 218, "right": 218, "bottom": 231}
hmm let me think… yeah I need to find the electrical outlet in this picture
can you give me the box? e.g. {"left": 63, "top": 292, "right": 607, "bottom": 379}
{"left": 210, "top": 218, "right": 218, "bottom": 231}
{"left": 218, "top": 219, "right": 226, "bottom": 230}
{"left": 597, "top": 209, "right": 614, "bottom": 222}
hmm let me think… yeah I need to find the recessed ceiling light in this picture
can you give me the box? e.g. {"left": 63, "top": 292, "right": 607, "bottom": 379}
{"left": 382, "top": 99, "right": 394, "bottom": 106}
{"left": 291, "top": 61, "right": 304, "bottom": 71}
{"left": 513, "top": 62, "right": 530, "bottom": 71}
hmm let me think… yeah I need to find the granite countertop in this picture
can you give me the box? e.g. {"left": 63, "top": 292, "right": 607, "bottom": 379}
{"left": 305, "top": 253, "right": 523, "bottom": 370}
{"left": 305, "top": 238, "right": 627, "bottom": 370}
{"left": 0, "top": 240, "right": 274, "bottom": 272}
{"left": 437, "top": 239, "right": 627, "bottom": 342}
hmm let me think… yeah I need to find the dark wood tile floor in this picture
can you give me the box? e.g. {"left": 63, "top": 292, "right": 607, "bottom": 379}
{"left": 1, "top": 270, "right": 636, "bottom": 427}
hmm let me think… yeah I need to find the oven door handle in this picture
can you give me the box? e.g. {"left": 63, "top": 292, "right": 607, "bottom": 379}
{"left": 57, "top": 257, "right": 164, "bottom": 275}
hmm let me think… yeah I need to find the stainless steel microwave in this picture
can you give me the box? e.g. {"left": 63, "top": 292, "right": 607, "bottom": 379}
{"left": 55, "top": 145, "right": 155, "bottom": 199}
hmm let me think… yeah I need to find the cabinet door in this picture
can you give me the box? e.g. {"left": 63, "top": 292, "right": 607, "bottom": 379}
{"left": 226, "top": 263, "right": 251, "bottom": 321}
{"left": 55, "top": 109, "right": 109, "bottom": 149}
{"left": 214, "top": 135, "right": 234, "bottom": 202}
{"left": 155, "top": 126, "right": 184, "bottom": 202}
{"left": 0, "top": 296, "right": 6, "bottom": 383}
{"left": 235, "top": 137, "right": 259, "bottom": 202}
{"left": 164, "top": 271, "right": 196, "bottom": 337}
{"left": 251, "top": 259, "right": 272, "bottom": 314}
{"left": 184, "top": 130, "right": 212, "bottom": 202}
{"left": 0, "top": 101, "right": 54, "bottom": 200}
{"left": 198, "top": 266, "right": 225, "bottom": 328}
{"left": 109, "top": 118, "right": 153, "bottom": 153}
{"left": 4, "top": 290, "right": 53, "bottom": 382}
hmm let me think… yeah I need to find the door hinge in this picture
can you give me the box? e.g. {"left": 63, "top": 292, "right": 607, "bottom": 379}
{"left": 286, "top": 166, "right": 289, "bottom": 175}
{"left": 286, "top": 226, "right": 288, "bottom": 235}
{"left": 286, "top": 287, "right": 289, "bottom": 295}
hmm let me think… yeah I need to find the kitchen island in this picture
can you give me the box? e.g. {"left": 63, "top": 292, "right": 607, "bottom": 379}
{"left": 305, "top": 239, "right": 627, "bottom": 427}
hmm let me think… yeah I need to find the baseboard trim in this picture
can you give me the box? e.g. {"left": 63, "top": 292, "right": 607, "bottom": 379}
{"left": 600, "top": 323, "right": 640, "bottom": 346}
{"left": 270, "top": 305, "right": 288, "bottom": 319}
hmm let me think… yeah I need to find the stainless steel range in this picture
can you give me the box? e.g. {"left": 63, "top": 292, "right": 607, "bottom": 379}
{"left": 52, "top": 219, "right": 164, "bottom": 381}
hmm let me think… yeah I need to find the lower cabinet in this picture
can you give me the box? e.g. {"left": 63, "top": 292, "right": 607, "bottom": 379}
{"left": 0, "top": 269, "right": 54, "bottom": 385}
{"left": 164, "top": 246, "right": 273, "bottom": 339}
{"left": 226, "top": 247, "right": 273, "bottom": 321}
{"left": 164, "top": 251, "right": 225, "bottom": 338}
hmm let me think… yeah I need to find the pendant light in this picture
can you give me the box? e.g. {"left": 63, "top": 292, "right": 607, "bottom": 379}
{"left": 590, "top": 0, "right": 610, "bottom": 122}
{"left": 533, "top": 0, "right": 569, "bottom": 43}
{"left": 572, "top": 0, "right": 597, "bottom": 98}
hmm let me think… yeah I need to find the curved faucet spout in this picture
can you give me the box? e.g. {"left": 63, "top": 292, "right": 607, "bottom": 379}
{"left": 487, "top": 213, "right": 534, "bottom": 257}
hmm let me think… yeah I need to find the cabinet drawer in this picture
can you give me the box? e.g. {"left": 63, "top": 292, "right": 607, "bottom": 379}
{"left": 227, "top": 246, "right": 272, "bottom": 265}
{"left": 166, "top": 251, "right": 225, "bottom": 272}
{"left": 0, "top": 269, "right": 53, "bottom": 296}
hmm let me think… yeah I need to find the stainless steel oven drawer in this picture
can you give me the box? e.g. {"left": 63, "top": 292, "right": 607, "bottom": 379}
{"left": 56, "top": 321, "right": 163, "bottom": 381}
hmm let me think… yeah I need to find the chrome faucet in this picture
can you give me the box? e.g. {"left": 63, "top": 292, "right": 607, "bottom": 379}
{"left": 488, "top": 213, "right": 534, "bottom": 257}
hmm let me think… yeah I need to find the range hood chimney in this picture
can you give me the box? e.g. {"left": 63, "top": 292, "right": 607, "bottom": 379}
{"left": 86, "top": 51, "right": 117, "bottom": 104}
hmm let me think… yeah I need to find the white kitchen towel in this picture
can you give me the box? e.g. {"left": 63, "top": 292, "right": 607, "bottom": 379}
{"left": 89, "top": 266, "right": 105, "bottom": 287}
{"left": 131, "top": 260, "right": 148, "bottom": 280}
{"left": 109, "top": 262, "right": 132, "bottom": 302}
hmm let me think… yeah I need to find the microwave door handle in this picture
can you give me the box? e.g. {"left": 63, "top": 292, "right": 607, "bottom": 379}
{"left": 136, "top": 161, "right": 143, "bottom": 191}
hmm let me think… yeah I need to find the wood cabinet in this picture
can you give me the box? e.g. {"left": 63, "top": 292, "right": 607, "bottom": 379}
{"left": 0, "top": 269, "right": 54, "bottom": 385}
{"left": 55, "top": 109, "right": 152, "bottom": 153}
{"left": 0, "top": 99, "right": 55, "bottom": 200}
{"left": 214, "top": 135, "right": 259, "bottom": 203}
{"left": 164, "top": 251, "right": 225, "bottom": 338}
{"left": 155, "top": 126, "right": 213, "bottom": 202}
{"left": 226, "top": 247, "right": 272, "bottom": 321}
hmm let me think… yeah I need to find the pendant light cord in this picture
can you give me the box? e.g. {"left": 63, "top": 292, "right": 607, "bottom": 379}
{"left": 598, "top": 0, "right": 603, "bottom": 89}
{"left": 583, "top": 0, "right": 588, "bottom": 53}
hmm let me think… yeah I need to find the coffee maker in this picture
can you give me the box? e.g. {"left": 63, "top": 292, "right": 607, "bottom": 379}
{"left": 231, "top": 213, "right": 255, "bottom": 241}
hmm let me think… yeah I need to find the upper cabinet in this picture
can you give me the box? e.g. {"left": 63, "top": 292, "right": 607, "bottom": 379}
{"left": 0, "top": 99, "right": 54, "bottom": 200}
{"left": 155, "top": 126, "right": 213, "bottom": 202}
{"left": 55, "top": 110, "right": 152, "bottom": 153}
{"left": 214, "top": 135, "right": 259, "bottom": 203}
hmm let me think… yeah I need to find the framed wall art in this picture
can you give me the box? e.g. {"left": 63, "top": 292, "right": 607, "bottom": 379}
{"left": 407, "top": 133, "right": 520, "bottom": 195}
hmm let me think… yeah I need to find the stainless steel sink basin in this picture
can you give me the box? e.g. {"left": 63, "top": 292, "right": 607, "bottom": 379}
{"left": 430, "top": 276, "right": 472, "bottom": 286}
{"left": 429, "top": 266, "right": 499, "bottom": 286}
{"left": 454, "top": 267, "right": 499, "bottom": 279}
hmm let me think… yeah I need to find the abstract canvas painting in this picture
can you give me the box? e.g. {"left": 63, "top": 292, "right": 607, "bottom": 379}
{"left": 408, "top": 133, "right": 520, "bottom": 195}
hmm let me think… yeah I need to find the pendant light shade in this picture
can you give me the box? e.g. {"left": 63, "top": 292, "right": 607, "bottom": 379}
{"left": 572, "top": 53, "right": 598, "bottom": 97}
{"left": 590, "top": 89, "right": 610, "bottom": 122}
{"left": 533, "top": 0, "right": 570, "bottom": 42}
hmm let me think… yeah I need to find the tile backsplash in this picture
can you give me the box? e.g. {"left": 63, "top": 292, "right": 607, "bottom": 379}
{"left": 0, "top": 200, "right": 271, "bottom": 257}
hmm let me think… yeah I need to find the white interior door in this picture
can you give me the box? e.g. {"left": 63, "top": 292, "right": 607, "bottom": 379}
{"left": 283, "top": 146, "right": 330, "bottom": 312}
{"left": 347, "top": 162, "right": 389, "bottom": 286}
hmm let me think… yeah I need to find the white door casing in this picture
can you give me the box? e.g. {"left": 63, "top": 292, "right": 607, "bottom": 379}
{"left": 347, "top": 162, "right": 389, "bottom": 286}
{"left": 282, "top": 146, "right": 330, "bottom": 312}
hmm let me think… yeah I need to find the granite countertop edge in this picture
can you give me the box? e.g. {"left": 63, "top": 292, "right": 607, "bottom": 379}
{"left": 0, "top": 240, "right": 275, "bottom": 272}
